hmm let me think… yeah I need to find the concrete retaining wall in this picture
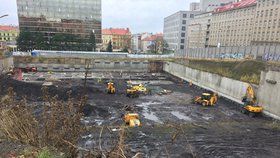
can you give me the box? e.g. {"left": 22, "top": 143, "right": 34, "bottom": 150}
{"left": 164, "top": 62, "right": 280, "bottom": 119}
{"left": 16, "top": 61, "right": 151, "bottom": 72}
{"left": 258, "top": 71, "right": 280, "bottom": 119}
{"left": 163, "top": 62, "right": 248, "bottom": 104}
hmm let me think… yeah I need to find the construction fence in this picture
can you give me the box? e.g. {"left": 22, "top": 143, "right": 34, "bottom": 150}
{"left": 177, "top": 45, "right": 280, "bottom": 61}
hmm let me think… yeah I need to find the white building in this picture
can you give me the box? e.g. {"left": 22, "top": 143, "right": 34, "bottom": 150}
{"left": 163, "top": 11, "right": 202, "bottom": 56}
{"left": 190, "top": 2, "right": 200, "bottom": 11}
{"left": 188, "top": 12, "right": 212, "bottom": 48}
{"left": 131, "top": 34, "right": 141, "bottom": 53}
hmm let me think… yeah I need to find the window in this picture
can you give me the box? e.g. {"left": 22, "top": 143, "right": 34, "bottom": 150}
{"left": 183, "top": 14, "right": 187, "bottom": 18}
{"left": 190, "top": 14, "right": 194, "bottom": 18}
{"left": 180, "top": 45, "right": 184, "bottom": 49}
{"left": 181, "top": 33, "right": 185, "bottom": 37}
{"left": 182, "top": 20, "right": 186, "bottom": 24}
{"left": 182, "top": 26, "right": 186, "bottom": 31}
{"left": 181, "top": 39, "right": 185, "bottom": 43}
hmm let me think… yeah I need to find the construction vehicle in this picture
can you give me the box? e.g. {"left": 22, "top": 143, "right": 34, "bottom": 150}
{"left": 126, "top": 83, "right": 150, "bottom": 98}
{"left": 194, "top": 92, "right": 218, "bottom": 106}
{"left": 123, "top": 113, "right": 141, "bottom": 127}
{"left": 107, "top": 82, "right": 116, "bottom": 94}
{"left": 126, "top": 87, "right": 140, "bottom": 98}
{"left": 241, "top": 85, "right": 263, "bottom": 117}
{"left": 131, "top": 84, "right": 148, "bottom": 94}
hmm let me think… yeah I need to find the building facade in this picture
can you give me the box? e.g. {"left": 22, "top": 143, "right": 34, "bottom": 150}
{"left": 190, "top": 2, "right": 200, "bottom": 11}
{"left": 163, "top": 11, "right": 201, "bottom": 54}
{"left": 141, "top": 33, "right": 163, "bottom": 53}
{"left": 208, "top": 0, "right": 257, "bottom": 47}
{"left": 188, "top": 12, "right": 212, "bottom": 48}
{"left": 0, "top": 25, "right": 19, "bottom": 43}
{"left": 200, "top": 0, "right": 236, "bottom": 12}
{"left": 102, "top": 28, "right": 131, "bottom": 52}
{"left": 131, "top": 34, "right": 141, "bottom": 53}
{"left": 16, "top": 0, "right": 102, "bottom": 43}
{"left": 252, "top": 0, "right": 280, "bottom": 46}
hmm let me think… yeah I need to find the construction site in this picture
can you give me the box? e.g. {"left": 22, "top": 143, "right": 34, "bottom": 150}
{"left": 1, "top": 55, "right": 280, "bottom": 157}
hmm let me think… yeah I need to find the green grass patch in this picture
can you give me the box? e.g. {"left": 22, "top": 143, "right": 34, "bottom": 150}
{"left": 175, "top": 59, "right": 267, "bottom": 84}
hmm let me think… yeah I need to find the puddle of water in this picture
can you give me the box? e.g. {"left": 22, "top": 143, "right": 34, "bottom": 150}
{"left": 136, "top": 101, "right": 161, "bottom": 108}
{"left": 171, "top": 111, "right": 192, "bottom": 121}
{"left": 143, "top": 111, "right": 162, "bottom": 124}
{"left": 202, "top": 116, "right": 212, "bottom": 120}
{"left": 136, "top": 101, "right": 162, "bottom": 124}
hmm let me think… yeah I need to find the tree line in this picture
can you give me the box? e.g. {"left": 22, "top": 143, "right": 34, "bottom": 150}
{"left": 17, "top": 30, "right": 96, "bottom": 52}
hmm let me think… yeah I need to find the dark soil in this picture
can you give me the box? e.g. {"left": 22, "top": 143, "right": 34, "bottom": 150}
{"left": 1, "top": 73, "right": 280, "bottom": 158}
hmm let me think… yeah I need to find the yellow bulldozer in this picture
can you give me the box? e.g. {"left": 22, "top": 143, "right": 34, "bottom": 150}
{"left": 241, "top": 85, "right": 263, "bottom": 117}
{"left": 194, "top": 92, "right": 218, "bottom": 106}
{"left": 107, "top": 82, "right": 116, "bottom": 94}
{"left": 123, "top": 113, "right": 141, "bottom": 127}
{"left": 126, "top": 83, "right": 149, "bottom": 98}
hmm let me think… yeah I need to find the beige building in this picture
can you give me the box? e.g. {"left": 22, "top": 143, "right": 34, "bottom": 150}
{"left": 188, "top": 12, "right": 212, "bottom": 48}
{"left": 0, "top": 25, "right": 19, "bottom": 42}
{"left": 208, "top": 0, "right": 257, "bottom": 47}
{"left": 252, "top": 0, "right": 280, "bottom": 46}
{"left": 102, "top": 28, "right": 131, "bottom": 52}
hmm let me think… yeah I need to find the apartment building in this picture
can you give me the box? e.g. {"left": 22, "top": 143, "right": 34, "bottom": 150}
{"left": 141, "top": 33, "right": 163, "bottom": 53}
{"left": 102, "top": 28, "right": 131, "bottom": 52}
{"left": 131, "top": 34, "right": 141, "bottom": 53}
{"left": 188, "top": 12, "right": 212, "bottom": 48}
{"left": 0, "top": 25, "right": 19, "bottom": 42}
{"left": 190, "top": 2, "right": 200, "bottom": 11}
{"left": 163, "top": 11, "right": 201, "bottom": 54}
{"left": 252, "top": 0, "right": 280, "bottom": 46}
{"left": 208, "top": 0, "right": 257, "bottom": 47}
{"left": 200, "top": 0, "right": 236, "bottom": 12}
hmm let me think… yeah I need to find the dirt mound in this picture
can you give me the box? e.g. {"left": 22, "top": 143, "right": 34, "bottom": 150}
{"left": 0, "top": 75, "right": 101, "bottom": 100}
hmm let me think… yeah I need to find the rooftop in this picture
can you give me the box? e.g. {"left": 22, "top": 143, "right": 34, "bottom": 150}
{"left": 142, "top": 33, "right": 163, "bottom": 41}
{"left": 214, "top": 0, "right": 256, "bottom": 13}
{"left": 0, "top": 25, "right": 18, "bottom": 31}
{"left": 102, "top": 28, "right": 131, "bottom": 35}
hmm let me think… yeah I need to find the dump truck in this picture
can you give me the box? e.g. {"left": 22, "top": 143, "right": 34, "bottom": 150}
{"left": 123, "top": 113, "right": 141, "bottom": 127}
{"left": 241, "top": 85, "right": 263, "bottom": 117}
{"left": 107, "top": 82, "right": 116, "bottom": 94}
{"left": 194, "top": 92, "right": 218, "bottom": 106}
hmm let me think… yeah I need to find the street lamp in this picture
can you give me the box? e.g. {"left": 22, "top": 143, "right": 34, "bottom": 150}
{"left": 0, "top": 14, "right": 8, "bottom": 19}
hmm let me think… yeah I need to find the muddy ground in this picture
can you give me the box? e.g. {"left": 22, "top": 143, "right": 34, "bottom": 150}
{"left": 1, "top": 72, "right": 280, "bottom": 158}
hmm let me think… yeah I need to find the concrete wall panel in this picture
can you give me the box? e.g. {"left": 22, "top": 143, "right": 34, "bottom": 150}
{"left": 258, "top": 71, "right": 280, "bottom": 119}
{"left": 164, "top": 62, "right": 248, "bottom": 103}
{"left": 164, "top": 62, "right": 280, "bottom": 119}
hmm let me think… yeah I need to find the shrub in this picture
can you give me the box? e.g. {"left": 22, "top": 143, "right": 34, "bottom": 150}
{"left": 0, "top": 87, "right": 87, "bottom": 157}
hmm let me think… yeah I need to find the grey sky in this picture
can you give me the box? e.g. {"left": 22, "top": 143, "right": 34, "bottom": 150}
{"left": 0, "top": 0, "right": 199, "bottom": 33}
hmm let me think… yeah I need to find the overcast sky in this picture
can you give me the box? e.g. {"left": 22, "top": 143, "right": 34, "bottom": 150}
{"left": 0, "top": 0, "right": 199, "bottom": 33}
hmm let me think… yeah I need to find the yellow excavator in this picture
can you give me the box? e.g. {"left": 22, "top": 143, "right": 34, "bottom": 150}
{"left": 123, "top": 113, "right": 141, "bottom": 127}
{"left": 194, "top": 92, "right": 218, "bottom": 106}
{"left": 107, "top": 82, "right": 116, "bottom": 94}
{"left": 241, "top": 85, "right": 263, "bottom": 117}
